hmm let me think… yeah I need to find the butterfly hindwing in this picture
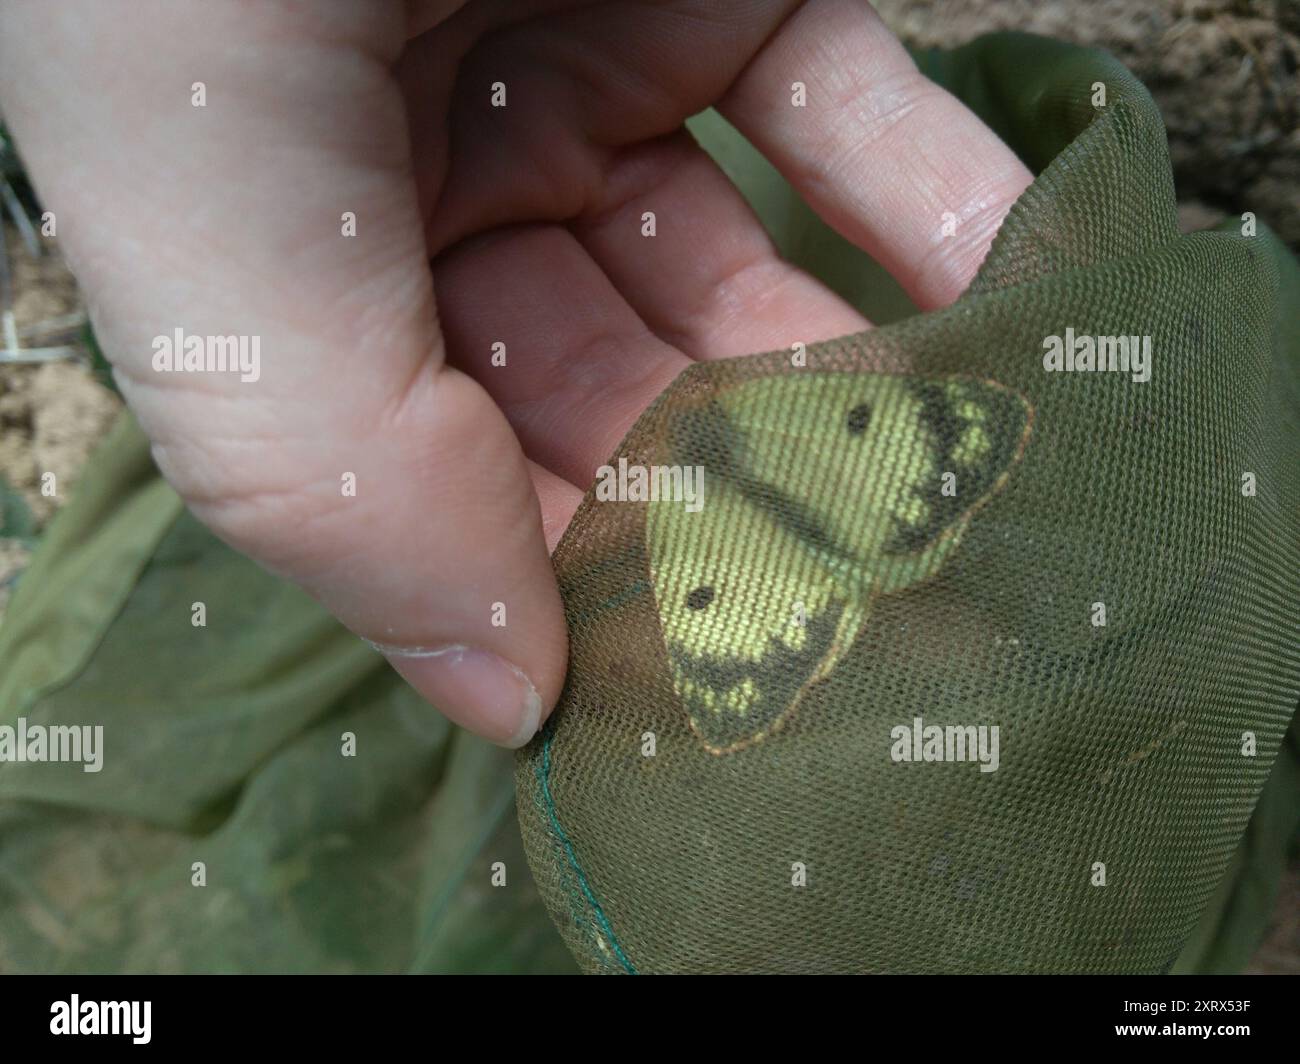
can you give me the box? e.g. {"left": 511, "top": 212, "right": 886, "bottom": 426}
{"left": 647, "top": 480, "right": 871, "bottom": 754}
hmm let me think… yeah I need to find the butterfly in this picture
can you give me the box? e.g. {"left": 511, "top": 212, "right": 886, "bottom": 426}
{"left": 645, "top": 372, "right": 1033, "bottom": 755}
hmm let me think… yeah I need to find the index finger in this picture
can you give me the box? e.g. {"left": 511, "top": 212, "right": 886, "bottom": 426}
{"left": 719, "top": 0, "right": 1033, "bottom": 309}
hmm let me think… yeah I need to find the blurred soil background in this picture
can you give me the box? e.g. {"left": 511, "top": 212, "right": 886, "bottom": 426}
{"left": 876, "top": 0, "right": 1299, "bottom": 247}
{"left": 0, "top": 0, "right": 1294, "bottom": 971}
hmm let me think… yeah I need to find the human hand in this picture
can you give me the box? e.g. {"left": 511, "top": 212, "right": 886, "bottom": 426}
{"left": 0, "top": 0, "right": 1030, "bottom": 746}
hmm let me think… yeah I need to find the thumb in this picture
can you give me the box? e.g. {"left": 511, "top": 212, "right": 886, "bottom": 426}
{"left": 0, "top": 0, "right": 569, "bottom": 746}
{"left": 281, "top": 365, "right": 570, "bottom": 750}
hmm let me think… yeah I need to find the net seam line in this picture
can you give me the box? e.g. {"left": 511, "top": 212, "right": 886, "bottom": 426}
{"left": 535, "top": 729, "right": 638, "bottom": 974}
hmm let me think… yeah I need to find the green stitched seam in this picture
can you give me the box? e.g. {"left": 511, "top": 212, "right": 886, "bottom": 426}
{"left": 535, "top": 729, "right": 637, "bottom": 974}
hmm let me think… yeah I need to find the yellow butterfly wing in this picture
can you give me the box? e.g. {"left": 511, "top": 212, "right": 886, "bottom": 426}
{"left": 647, "top": 481, "right": 868, "bottom": 754}
{"left": 647, "top": 372, "right": 1032, "bottom": 754}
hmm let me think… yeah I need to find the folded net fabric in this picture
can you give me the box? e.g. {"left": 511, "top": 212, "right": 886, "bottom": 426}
{"left": 515, "top": 33, "right": 1300, "bottom": 974}
{"left": 0, "top": 415, "right": 575, "bottom": 974}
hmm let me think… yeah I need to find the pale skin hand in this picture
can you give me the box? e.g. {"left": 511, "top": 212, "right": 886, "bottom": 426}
{"left": 0, "top": 0, "right": 1030, "bottom": 746}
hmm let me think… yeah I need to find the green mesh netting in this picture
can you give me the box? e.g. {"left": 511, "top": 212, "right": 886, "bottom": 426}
{"left": 515, "top": 33, "right": 1300, "bottom": 974}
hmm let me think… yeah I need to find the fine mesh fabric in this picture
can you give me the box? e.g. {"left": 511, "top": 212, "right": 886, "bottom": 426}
{"left": 515, "top": 33, "right": 1300, "bottom": 973}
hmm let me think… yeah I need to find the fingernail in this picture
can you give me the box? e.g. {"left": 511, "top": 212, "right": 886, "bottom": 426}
{"left": 378, "top": 643, "right": 542, "bottom": 748}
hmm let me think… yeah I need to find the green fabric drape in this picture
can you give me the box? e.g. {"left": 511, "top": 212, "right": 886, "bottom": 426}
{"left": 0, "top": 416, "right": 575, "bottom": 973}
